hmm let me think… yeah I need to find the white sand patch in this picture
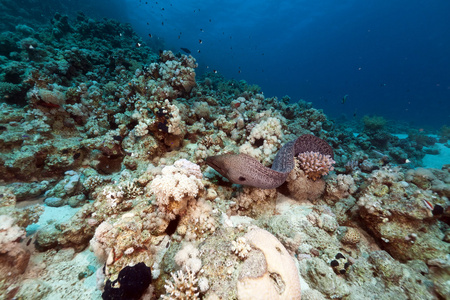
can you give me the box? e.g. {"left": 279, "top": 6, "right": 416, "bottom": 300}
{"left": 26, "top": 205, "right": 80, "bottom": 235}
{"left": 392, "top": 133, "right": 408, "bottom": 139}
{"left": 423, "top": 143, "right": 450, "bottom": 169}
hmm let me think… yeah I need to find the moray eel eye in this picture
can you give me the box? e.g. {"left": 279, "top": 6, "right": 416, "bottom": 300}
{"left": 238, "top": 176, "right": 246, "bottom": 181}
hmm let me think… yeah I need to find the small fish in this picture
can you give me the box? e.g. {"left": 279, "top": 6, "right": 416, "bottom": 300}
{"left": 213, "top": 70, "right": 217, "bottom": 73}
{"left": 26, "top": 238, "right": 32, "bottom": 246}
{"left": 29, "top": 45, "right": 34, "bottom": 49}
{"left": 405, "top": 159, "right": 411, "bottom": 163}
{"left": 342, "top": 94, "right": 348, "bottom": 104}
{"left": 197, "top": 50, "right": 201, "bottom": 53}
{"left": 161, "top": 21, "right": 164, "bottom": 25}
{"left": 180, "top": 47, "right": 191, "bottom": 54}
{"left": 148, "top": 33, "right": 152, "bottom": 38}
{"left": 136, "top": 42, "right": 141, "bottom": 47}
{"left": 119, "top": 33, "right": 122, "bottom": 37}
{"left": 199, "top": 39, "right": 202, "bottom": 44}
{"left": 423, "top": 199, "right": 434, "bottom": 210}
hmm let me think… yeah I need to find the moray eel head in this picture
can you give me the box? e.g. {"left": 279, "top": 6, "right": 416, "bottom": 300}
{"left": 205, "top": 154, "right": 249, "bottom": 185}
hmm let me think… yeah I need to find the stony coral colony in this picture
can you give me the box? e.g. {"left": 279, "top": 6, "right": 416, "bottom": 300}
{"left": 0, "top": 13, "right": 449, "bottom": 300}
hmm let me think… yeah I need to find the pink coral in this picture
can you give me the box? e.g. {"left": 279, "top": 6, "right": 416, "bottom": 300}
{"left": 297, "top": 151, "right": 335, "bottom": 181}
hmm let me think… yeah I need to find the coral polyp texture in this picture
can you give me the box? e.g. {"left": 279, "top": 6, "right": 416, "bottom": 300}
{"left": 0, "top": 9, "right": 449, "bottom": 300}
{"left": 161, "top": 269, "right": 200, "bottom": 300}
{"left": 150, "top": 159, "right": 204, "bottom": 220}
{"left": 297, "top": 151, "right": 335, "bottom": 181}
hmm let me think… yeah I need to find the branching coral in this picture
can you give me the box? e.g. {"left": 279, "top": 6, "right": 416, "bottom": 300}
{"left": 161, "top": 268, "right": 200, "bottom": 300}
{"left": 297, "top": 151, "right": 335, "bottom": 181}
{"left": 239, "top": 116, "right": 284, "bottom": 165}
{"left": 150, "top": 159, "right": 204, "bottom": 220}
{"left": 231, "top": 236, "right": 251, "bottom": 259}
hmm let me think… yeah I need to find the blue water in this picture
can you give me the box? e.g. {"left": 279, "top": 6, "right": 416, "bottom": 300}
{"left": 6, "top": 0, "right": 450, "bottom": 129}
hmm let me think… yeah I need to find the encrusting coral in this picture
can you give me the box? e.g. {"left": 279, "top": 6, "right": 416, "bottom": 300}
{"left": 357, "top": 167, "right": 450, "bottom": 262}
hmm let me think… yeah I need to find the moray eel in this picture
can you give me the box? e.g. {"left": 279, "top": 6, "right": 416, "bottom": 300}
{"left": 205, "top": 134, "right": 333, "bottom": 189}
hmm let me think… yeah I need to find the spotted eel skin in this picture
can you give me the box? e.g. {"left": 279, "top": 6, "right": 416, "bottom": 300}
{"left": 205, "top": 134, "right": 334, "bottom": 189}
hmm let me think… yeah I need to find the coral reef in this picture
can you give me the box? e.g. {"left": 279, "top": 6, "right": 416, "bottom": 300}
{"left": 0, "top": 9, "right": 449, "bottom": 300}
{"left": 357, "top": 167, "right": 450, "bottom": 262}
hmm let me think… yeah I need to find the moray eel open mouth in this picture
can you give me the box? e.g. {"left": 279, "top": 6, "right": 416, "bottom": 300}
{"left": 205, "top": 134, "right": 333, "bottom": 189}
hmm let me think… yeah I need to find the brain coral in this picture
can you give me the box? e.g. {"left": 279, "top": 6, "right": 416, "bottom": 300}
{"left": 236, "top": 227, "right": 301, "bottom": 300}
